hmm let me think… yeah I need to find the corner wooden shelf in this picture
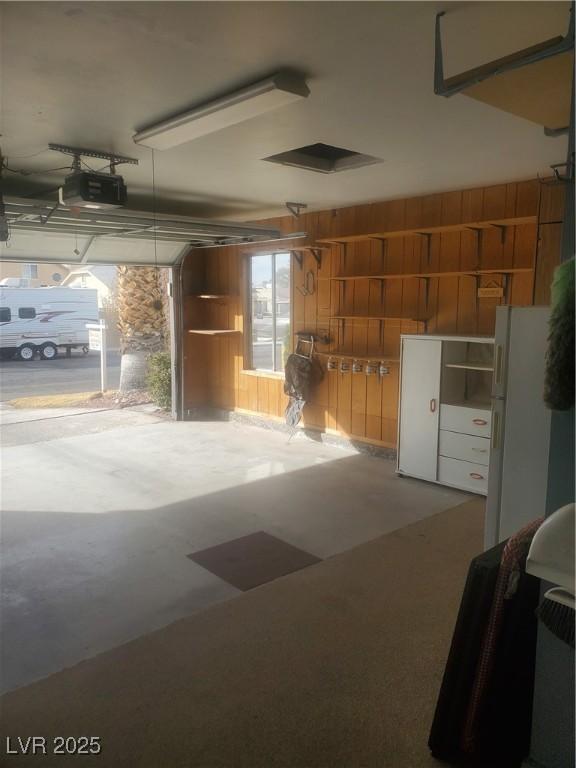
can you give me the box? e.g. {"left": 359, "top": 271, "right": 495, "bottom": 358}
{"left": 316, "top": 215, "right": 537, "bottom": 245}
{"left": 318, "top": 267, "right": 534, "bottom": 282}
{"left": 188, "top": 329, "right": 241, "bottom": 336}
{"left": 188, "top": 294, "right": 238, "bottom": 300}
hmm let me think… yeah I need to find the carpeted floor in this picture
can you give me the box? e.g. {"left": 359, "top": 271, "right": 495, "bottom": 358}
{"left": 0, "top": 499, "right": 484, "bottom": 767}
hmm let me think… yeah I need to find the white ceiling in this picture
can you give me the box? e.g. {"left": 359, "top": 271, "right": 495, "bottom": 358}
{"left": 0, "top": 1, "right": 570, "bottom": 221}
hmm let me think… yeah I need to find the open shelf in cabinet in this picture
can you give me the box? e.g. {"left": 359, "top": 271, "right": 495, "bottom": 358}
{"left": 444, "top": 361, "right": 494, "bottom": 372}
{"left": 441, "top": 339, "right": 494, "bottom": 408}
{"left": 441, "top": 398, "right": 492, "bottom": 410}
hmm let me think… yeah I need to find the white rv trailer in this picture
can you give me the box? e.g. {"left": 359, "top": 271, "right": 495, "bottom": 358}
{"left": 0, "top": 286, "right": 99, "bottom": 360}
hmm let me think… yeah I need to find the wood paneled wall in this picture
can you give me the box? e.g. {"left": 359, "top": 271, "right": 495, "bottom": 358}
{"left": 182, "top": 179, "right": 564, "bottom": 449}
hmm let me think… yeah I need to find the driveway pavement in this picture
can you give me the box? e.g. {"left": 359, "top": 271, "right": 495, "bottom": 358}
{"left": 0, "top": 351, "right": 121, "bottom": 400}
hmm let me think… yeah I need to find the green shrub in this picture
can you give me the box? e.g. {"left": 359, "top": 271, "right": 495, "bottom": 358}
{"left": 146, "top": 351, "right": 171, "bottom": 409}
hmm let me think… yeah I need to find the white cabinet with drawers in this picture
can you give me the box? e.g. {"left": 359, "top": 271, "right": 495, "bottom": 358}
{"left": 439, "top": 404, "right": 492, "bottom": 439}
{"left": 438, "top": 456, "right": 489, "bottom": 494}
{"left": 397, "top": 334, "right": 495, "bottom": 495}
{"left": 438, "top": 429, "right": 490, "bottom": 466}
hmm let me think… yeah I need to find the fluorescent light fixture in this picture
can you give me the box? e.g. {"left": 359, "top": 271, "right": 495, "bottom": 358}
{"left": 133, "top": 72, "right": 310, "bottom": 150}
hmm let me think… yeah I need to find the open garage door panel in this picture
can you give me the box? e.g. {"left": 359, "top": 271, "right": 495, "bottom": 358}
{"left": 1, "top": 197, "right": 285, "bottom": 266}
{"left": 1, "top": 229, "right": 190, "bottom": 267}
{"left": 434, "top": 5, "right": 574, "bottom": 133}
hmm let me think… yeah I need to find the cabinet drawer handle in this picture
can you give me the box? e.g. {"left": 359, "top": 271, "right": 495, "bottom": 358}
{"left": 472, "top": 418, "right": 488, "bottom": 426}
{"left": 471, "top": 447, "right": 487, "bottom": 453}
{"left": 430, "top": 398, "right": 437, "bottom": 413}
{"left": 469, "top": 472, "right": 485, "bottom": 480}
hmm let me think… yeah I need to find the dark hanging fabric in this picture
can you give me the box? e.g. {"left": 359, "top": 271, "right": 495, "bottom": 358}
{"left": 283, "top": 353, "right": 323, "bottom": 426}
{"left": 284, "top": 354, "right": 314, "bottom": 400}
{"left": 544, "top": 256, "right": 575, "bottom": 411}
{"left": 428, "top": 542, "right": 505, "bottom": 763}
{"left": 536, "top": 599, "right": 575, "bottom": 649}
{"left": 461, "top": 519, "right": 543, "bottom": 759}
{"left": 429, "top": 522, "right": 542, "bottom": 767}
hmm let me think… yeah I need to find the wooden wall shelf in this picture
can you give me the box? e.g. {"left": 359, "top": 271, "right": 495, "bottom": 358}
{"left": 188, "top": 329, "right": 241, "bottom": 336}
{"left": 319, "top": 267, "right": 534, "bottom": 282}
{"left": 180, "top": 178, "right": 553, "bottom": 453}
{"left": 330, "top": 315, "right": 428, "bottom": 323}
{"left": 289, "top": 246, "right": 331, "bottom": 252}
{"left": 316, "top": 215, "right": 537, "bottom": 245}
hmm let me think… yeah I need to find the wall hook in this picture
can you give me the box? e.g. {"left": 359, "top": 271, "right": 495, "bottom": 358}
{"left": 297, "top": 270, "right": 315, "bottom": 296}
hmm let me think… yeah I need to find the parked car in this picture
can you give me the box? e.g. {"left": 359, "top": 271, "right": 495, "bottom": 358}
{"left": 0, "top": 286, "right": 99, "bottom": 360}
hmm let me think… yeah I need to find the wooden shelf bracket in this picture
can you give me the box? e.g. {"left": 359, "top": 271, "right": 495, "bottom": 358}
{"left": 415, "top": 232, "right": 433, "bottom": 264}
{"left": 490, "top": 223, "right": 508, "bottom": 245}
{"left": 291, "top": 246, "right": 325, "bottom": 269}
{"left": 503, "top": 273, "right": 512, "bottom": 304}
{"left": 422, "top": 276, "right": 431, "bottom": 318}
{"left": 291, "top": 250, "right": 304, "bottom": 270}
{"left": 465, "top": 226, "right": 484, "bottom": 267}
{"left": 310, "top": 248, "right": 323, "bottom": 267}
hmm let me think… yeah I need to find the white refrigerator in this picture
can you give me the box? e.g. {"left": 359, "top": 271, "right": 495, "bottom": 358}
{"left": 484, "top": 306, "right": 552, "bottom": 550}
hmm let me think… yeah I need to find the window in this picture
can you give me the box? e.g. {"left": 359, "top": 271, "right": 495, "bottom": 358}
{"left": 18, "top": 307, "right": 36, "bottom": 319}
{"left": 249, "top": 253, "right": 291, "bottom": 372}
{"left": 0, "top": 308, "right": 11, "bottom": 322}
{"left": 22, "top": 264, "right": 38, "bottom": 279}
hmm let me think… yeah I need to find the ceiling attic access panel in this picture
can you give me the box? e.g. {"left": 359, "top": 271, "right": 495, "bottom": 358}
{"left": 263, "top": 143, "right": 381, "bottom": 174}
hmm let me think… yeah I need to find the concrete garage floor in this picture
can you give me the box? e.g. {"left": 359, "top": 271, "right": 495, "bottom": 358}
{"left": 0, "top": 407, "right": 471, "bottom": 693}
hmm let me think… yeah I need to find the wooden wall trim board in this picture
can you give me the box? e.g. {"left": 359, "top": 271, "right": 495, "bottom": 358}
{"left": 182, "top": 179, "right": 564, "bottom": 450}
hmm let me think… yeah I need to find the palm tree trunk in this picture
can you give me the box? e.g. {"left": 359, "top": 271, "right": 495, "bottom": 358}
{"left": 117, "top": 266, "right": 167, "bottom": 392}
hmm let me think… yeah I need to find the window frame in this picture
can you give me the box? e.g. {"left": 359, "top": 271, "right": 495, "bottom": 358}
{"left": 18, "top": 307, "right": 36, "bottom": 319}
{"left": 22, "top": 264, "right": 38, "bottom": 280}
{"left": 246, "top": 252, "right": 292, "bottom": 375}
